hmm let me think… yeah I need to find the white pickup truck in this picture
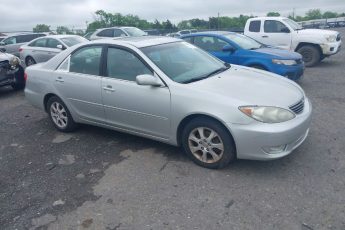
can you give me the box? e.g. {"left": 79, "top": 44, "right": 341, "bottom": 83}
{"left": 244, "top": 17, "right": 342, "bottom": 67}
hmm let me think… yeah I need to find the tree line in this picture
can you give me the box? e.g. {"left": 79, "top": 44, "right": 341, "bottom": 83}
{"left": 33, "top": 9, "right": 345, "bottom": 34}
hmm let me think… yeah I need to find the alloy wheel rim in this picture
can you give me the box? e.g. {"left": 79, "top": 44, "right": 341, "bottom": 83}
{"left": 50, "top": 102, "right": 68, "bottom": 128}
{"left": 188, "top": 127, "right": 224, "bottom": 164}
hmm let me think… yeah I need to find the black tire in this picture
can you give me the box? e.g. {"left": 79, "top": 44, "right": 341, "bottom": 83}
{"left": 11, "top": 66, "right": 25, "bottom": 90}
{"left": 46, "top": 96, "right": 77, "bottom": 132}
{"left": 26, "top": 56, "right": 36, "bottom": 66}
{"left": 297, "top": 45, "right": 321, "bottom": 67}
{"left": 181, "top": 117, "right": 236, "bottom": 169}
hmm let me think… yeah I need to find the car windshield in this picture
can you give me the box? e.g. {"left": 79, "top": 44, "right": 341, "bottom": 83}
{"left": 225, "top": 33, "right": 262, "bottom": 50}
{"left": 141, "top": 42, "right": 228, "bottom": 83}
{"left": 61, "top": 36, "right": 88, "bottom": 47}
{"left": 283, "top": 18, "right": 302, "bottom": 30}
{"left": 123, "top": 27, "right": 147, "bottom": 36}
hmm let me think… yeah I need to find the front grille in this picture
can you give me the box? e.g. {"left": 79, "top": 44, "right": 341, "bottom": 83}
{"left": 289, "top": 99, "right": 304, "bottom": 114}
{"left": 336, "top": 34, "right": 341, "bottom": 41}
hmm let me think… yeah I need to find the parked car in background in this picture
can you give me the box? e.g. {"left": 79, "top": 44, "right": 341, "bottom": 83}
{"left": 25, "top": 36, "right": 312, "bottom": 169}
{"left": 0, "top": 50, "right": 25, "bottom": 90}
{"left": 182, "top": 31, "right": 304, "bottom": 81}
{"left": 89, "top": 27, "right": 147, "bottom": 40}
{"left": 0, "top": 33, "right": 46, "bottom": 57}
{"left": 83, "top": 32, "right": 93, "bottom": 40}
{"left": 20, "top": 35, "right": 88, "bottom": 66}
{"left": 144, "top": 29, "right": 161, "bottom": 36}
{"left": 244, "top": 17, "right": 342, "bottom": 67}
{"left": 0, "top": 36, "right": 7, "bottom": 42}
{"left": 175, "top": 29, "right": 198, "bottom": 37}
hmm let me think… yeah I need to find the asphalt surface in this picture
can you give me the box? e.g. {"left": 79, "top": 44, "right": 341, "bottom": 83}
{"left": 1, "top": 28, "right": 345, "bottom": 230}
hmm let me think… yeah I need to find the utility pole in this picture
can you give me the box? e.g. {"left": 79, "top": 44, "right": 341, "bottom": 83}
{"left": 292, "top": 8, "right": 295, "bottom": 19}
{"left": 217, "top": 12, "right": 220, "bottom": 30}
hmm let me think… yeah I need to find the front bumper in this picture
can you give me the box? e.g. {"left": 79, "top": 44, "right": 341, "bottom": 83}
{"left": 227, "top": 97, "right": 312, "bottom": 160}
{"left": 320, "top": 40, "right": 341, "bottom": 56}
{"left": 271, "top": 63, "right": 304, "bottom": 81}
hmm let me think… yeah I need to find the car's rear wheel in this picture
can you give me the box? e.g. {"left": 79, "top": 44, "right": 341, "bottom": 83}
{"left": 26, "top": 56, "right": 36, "bottom": 66}
{"left": 297, "top": 45, "right": 321, "bottom": 67}
{"left": 182, "top": 118, "right": 236, "bottom": 169}
{"left": 47, "top": 96, "right": 77, "bottom": 132}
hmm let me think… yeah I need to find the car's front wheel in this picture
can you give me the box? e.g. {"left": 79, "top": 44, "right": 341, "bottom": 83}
{"left": 47, "top": 96, "right": 77, "bottom": 132}
{"left": 297, "top": 45, "right": 321, "bottom": 67}
{"left": 182, "top": 118, "right": 236, "bottom": 169}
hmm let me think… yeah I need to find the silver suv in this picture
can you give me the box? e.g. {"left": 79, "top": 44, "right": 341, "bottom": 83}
{"left": 89, "top": 27, "right": 147, "bottom": 40}
{"left": 0, "top": 33, "right": 46, "bottom": 57}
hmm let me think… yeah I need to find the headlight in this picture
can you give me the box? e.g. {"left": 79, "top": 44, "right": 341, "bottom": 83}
{"left": 239, "top": 106, "right": 295, "bottom": 123}
{"left": 9, "top": 56, "right": 20, "bottom": 67}
{"left": 272, "top": 59, "right": 297, "bottom": 66}
{"left": 325, "top": 35, "right": 336, "bottom": 43}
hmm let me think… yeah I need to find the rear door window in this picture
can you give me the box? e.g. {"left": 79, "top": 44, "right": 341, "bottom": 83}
{"left": 29, "top": 38, "right": 48, "bottom": 47}
{"left": 249, "top": 20, "right": 261, "bottom": 32}
{"left": 97, "top": 29, "right": 113, "bottom": 37}
{"left": 69, "top": 46, "right": 102, "bottom": 75}
{"left": 194, "top": 36, "right": 228, "bottom": 52}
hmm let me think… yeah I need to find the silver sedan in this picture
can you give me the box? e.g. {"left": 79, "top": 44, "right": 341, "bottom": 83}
{"left": 25, "top": 37, "right": 312, "bottom": 169}
{"left": 20, "top": 35, "right": 88, "bottom": 66}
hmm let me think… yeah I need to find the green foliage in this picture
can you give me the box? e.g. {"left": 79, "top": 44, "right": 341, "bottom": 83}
{"left": 33, "top": 24, "right": 50, "bottom": 33}
{"left": 305, "top": 9, "right": 322, "bottom": 20}
{"left": 56, "top": 26, "right": 73, "bottom": 34}
{"left": 267, "top": 12, "right": 280, "bottom": 17}
{"left": 86, "top": 11, "right": 175, "bottom": 33}
{"left": 323, "top": 11, "right": 338, "bottom": 19}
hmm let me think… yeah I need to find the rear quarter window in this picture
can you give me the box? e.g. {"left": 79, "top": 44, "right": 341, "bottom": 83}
{"left": 249, "top": 20, "right": 261, "bottom": 32}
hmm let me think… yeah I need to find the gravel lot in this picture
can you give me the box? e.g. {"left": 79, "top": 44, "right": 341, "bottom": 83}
{"left": 1, "top": 28, "right": 345, "bottom": 230}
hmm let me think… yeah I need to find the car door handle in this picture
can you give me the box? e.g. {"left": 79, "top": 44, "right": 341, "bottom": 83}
{"left": 103, "top": 86, "right": 115, "bottom": 92}
{"left": 262, "top": 35, "right": 269, "bottom": 38}
{"left": 55, "top": 77, "right": 64, "bottom": 82}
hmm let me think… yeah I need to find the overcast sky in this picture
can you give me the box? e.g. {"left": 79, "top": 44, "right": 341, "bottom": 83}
{"left": 0, "top": 0, "right": 344, "bottom": 32}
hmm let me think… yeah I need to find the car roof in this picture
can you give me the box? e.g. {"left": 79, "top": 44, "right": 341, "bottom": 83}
{"left": 42, "top": 35, "right": 79, "bottom": 39}
{"left": 182, "top": 31, "right": 237, "bottom": 36}
{"left": 96, "top": 26, "right": 137, "bottom": 31}
{"left": 249, "top": 17, "right": 288, "bottom": 21}
{"left": 90, "top": 36, "right": 181, "bottom": 48}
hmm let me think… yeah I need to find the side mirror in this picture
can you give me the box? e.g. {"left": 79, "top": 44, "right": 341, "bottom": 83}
{"left": 281, "top": 27, "right": 290, "bottom": 33}
{"left": 57, "top": 44, "right": 66, "bottom": 50}
{"left": 0, "top": 47, "right": 6, "bottom": 52}
{"left": 222, "top": 45, "right": 236, "bottom": 53}
{"left": 0, "top": 41, "right": 5, "bottom": 46}
{"left": 136, "top": 74, "right": 164, "bottom": 87}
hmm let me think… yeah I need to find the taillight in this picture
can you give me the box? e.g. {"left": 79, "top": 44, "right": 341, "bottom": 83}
{"left": 19, "top": 48, "right": 23, "bottom": 52}
{"left": 24, "top": 72, "right": 28, "bottom": 81}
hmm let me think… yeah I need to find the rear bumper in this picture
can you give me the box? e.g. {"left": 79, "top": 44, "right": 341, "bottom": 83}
{"left": 227, "top": 97, "right": 312, "bottom": 160}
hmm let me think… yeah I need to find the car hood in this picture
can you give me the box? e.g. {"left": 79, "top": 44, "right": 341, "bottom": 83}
{"left": 189, "top": 65, "right": 304, "bottom": 108}
{"left": 251, "top": 47, "right": 302, "bottom": 60}
{"left": 0, "top": 52, "right": 15, "bottom": 62}
{"left": 296, "top": 29, "right": 338, "bottom": 36}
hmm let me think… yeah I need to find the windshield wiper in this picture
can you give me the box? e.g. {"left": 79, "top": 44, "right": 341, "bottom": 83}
{"left": 182, "top": 65, "right": 230, "bottom": 84}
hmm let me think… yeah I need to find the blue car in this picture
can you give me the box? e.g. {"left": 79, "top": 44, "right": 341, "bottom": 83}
{"left": 181, "top": 31, "right": 304, "bottom": 81}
